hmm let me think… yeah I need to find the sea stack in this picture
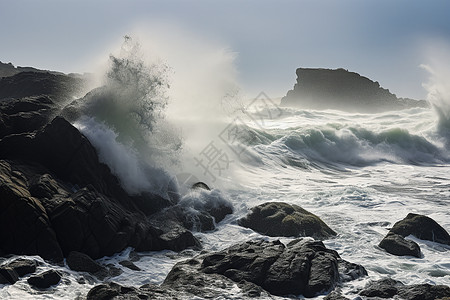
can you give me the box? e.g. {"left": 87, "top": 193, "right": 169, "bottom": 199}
{"left": 280, "top": 68, "right": 427, "bottom": 113}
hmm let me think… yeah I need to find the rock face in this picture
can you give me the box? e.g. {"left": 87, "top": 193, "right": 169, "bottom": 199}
{"left": 378, "top": 232, "right": 421, "bottom": 258}
{"left": 87, "top": 239, "right": 367, "bottom": 299}
{"left": 359, "top": 278, "right": 450, "bottom": 300}
{"left": 238, "top": 202, "right": 336, "bottom": 239}
{"left": 0, "top": 117, "right": 200, "bottom": 261}
{"left": 390, "top": 213, "right": 450, "bottom": 245}
{"left": 27, "top": 270, "right": 62, "bottom": 289}
{"left": 281, "top": 68, "right": 428, "bottom": 113}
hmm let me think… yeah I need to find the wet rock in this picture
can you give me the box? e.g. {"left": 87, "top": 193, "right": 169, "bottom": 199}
{"left": 359, "top": 278, "right": 450, "bottom": 300}
{"left": 87, "top": 238, "right": 366, "bottom": 298}
{"left": 5, "top": 258, "right": 37, "bottom": 277}
{"left": 27, "top": 270, "right": 62, "bottom": 289}
{"left": 151, "top": 188, "right": 233, "bottom": 233}
{"left": 239, "top": 202, "right": 336, "bottom": 239}
{"left": 67, "top": 251, "right": 103, "bottom": 273}
{"left": 390, "top": 213, "right": 450, "bottom": 245}
{"left": 196, "top": 238, "right": 365, "bottom": 297}
{"left": 0, "top": 160, "right": 63, "bottom": 261}
{"left": 323, "top": 290, "right": 351, "bottom": 300}
{"left": 0, "top": 267, "right": 19, "bottom": 284}
{"left": 157, "top": 222, "right": 202, "bottom": 251}
{"left": 378, "top": 232, "right": 421, "bottom": 258}
{"left": 119, "top": 260, "right": 141, "bottom": 271}
{"left": 192, "top": 182, "right": 210, "bottom": 191}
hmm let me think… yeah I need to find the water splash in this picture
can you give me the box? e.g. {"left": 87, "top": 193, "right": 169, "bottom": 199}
{"left": 421, "top": 43, "right": 450, "bottom": 140}
{"left": 69, "top": 36, "right": 182, "bottom": 196}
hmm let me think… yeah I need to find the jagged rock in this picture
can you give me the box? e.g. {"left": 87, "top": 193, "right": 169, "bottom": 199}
{"left": 0, "top": 160, "right": 63, "bottom": 261}
{"left": 390, "top": 213, "right": 450, "bottom": 245}
{"left": 281, "top": 68, "right": 428, "bottom": 113}
{"left": 0, "top": 95, "right": 57, "bottom": 138}
{"left": 378, "top": 232, "right": 421, "bottom": 257}
{"left": 0, "top": 267, "right": 19, "bottom": 284}
{"left": 0, "top": 70, "right": 86, "bottom": 100}
{"left": 87, "top": 238, "right": 366, "bottom": 298}
{"left": 238, "top": 202, "right": 336, "bottom": 239}
{"left": 198, "top": 239, "right": 366, "bottom": 297}
{"left": 5, "top": 258, "right": 37, "bottom": 277}
{"left": 150, "top": 188, "right": 233, "bottom": 233}
{"left": 27, "top": 270, "right": 62, "bottom": 289}
{"left": 323, "top": 290, "right": 351, "bottom": 300}
{"left": 66, "top": 251, "right": 103, "bottom": 273}
{"left": 359, "top": 278, "right": 450, "bottom": 300}
{"left": 119, "top": 260, "right": 141, "bottom": 271}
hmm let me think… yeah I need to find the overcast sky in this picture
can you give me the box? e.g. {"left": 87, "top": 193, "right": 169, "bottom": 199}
{"left": 1, "top": 0, "right": 449, "bottom": 99}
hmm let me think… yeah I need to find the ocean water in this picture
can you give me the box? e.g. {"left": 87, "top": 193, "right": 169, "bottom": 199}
{"left": 2, "top": 101, "right": 450, "bottom": 300}
{"left": 1, "top": 38, "right": 449, "bottom": 299}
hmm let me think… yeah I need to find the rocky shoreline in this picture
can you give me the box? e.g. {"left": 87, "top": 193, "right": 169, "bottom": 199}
{"left": 1, "top": 63, "right": 449, "bottom": 299}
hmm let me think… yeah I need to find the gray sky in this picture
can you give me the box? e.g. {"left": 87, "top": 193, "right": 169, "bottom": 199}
{"left": 1, "top": 0, "right": 449, "bottom": 99}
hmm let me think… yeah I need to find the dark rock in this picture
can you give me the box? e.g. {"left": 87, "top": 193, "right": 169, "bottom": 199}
{"left": 158, "top": 222, "right": 202, "bottom": 251}
{"left": 0, "top": 160, "right": 63, "bottom": 261}
{"left": 360, "top": 278, "right": 450, "bottom": 300}
{"left": 87, "top": 238, "right": 366, "bottom": 299}
{"left": 0, "top": 267, "right": 19, "bottom": 284}
{"left": 0, "top": 70, "right": 86, "bottom": 100}
{"left": 281, "top": 68, "right": 428, "bottom": 113}
{"left": 238, "top": 202, "right": 336, "bottom": 239}
{"left": 0, "top": 96, "right": 57, "bottom": 138}
{"left": 86, "top": 283, "right": 121, "bottom": 300}
{"left": 5, "top": 258, "right": 37, "bottom": 277}
{"left": 379, "top": 232, "right": 421, "bottom": 257}
{"left": 338, "top": 259, "right": 368, "bottom": 282}
{"left": 390, "top": 213, "right": 450, "bottom": 245}
{"left": 27, "top": 270, "right": 62, "bottom": 289}
{"left": 399, "top": 283, "right": 450, "bottom": 300}
{"left": 66, "top": 251, "right": 103, "bottom": 273}
{"left": 192, "top": 182, "right": 210, "bottom": 191}
{"left": 324, "top": 290, "right": 351, "bottom": 300}
{"left": 198, "top": 238, "right": 365, "bottom": 297}
{"left": 119, "top": 260, "right": 141, "bottom": 271}
{"left": 150, "top": 188, "right": 233, "bottom": 233}
{"left": 359, "top": 277, "right": 403, "bottom": 298}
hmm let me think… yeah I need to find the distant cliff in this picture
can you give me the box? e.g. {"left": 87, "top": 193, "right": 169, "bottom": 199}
{"left": 280, "top": 68, "right": 428, "bottom": 112}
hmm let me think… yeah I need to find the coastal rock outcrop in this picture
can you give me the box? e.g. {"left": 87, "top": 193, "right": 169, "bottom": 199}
{"left": 0, "top": 116, "right": 201, "bottom": 261}
{"left": 359, "top": 278, "right": 450, "bottom": 300}
{"left": 238, "top": 202, "right": 336, "bottom": 239}
{"left": 389, "top": 213, "right": 450, "bottom": 245}
{"left": 281, "top": 68, "right": 428, "bottom": 113}
{"left": 378, "top": 213, "right": 449, "bottom": 258}
{"left": 378, "top": 232, "right": 421, "bottom": 258}
{"left": 87, "top": 238, "right": 367, "bottom": 298}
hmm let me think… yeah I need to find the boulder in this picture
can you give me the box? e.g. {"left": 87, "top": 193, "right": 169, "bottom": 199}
{"left": 150, "top": 188, "right": 233, "bottom": 233}
{"left": 27, "top": 270, "right": 62, "bottom": 289}
{"left": 0, "top": 267, "right": 19, "bottom": 284}
{"left": 87, "top": 238, "right": 366, "bottom": 298}
{"left": 119, "top": 260, "right": 141, "bottom": 271}
{"left": 390, "top": 213, "right": 450, "bottom": 245}
{"left": 378, "top": 232, "right": 421, "bottom": 258}
{"left": 66, "top": 251, "right": 103, "bottom": 273}
{"left": 359, "top": 278, "right": 450, "bottom": 300}
{"left": 5, "top": 258, "right": 37, "bottom": 277}
{"left": 238, "top": 202, "right": 336, "bottom": 239}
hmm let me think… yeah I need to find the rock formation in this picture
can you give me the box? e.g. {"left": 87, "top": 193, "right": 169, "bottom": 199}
{"left": 281, "top": 68, "right": 428, "bottom": 113}
{"left": 239, "top": 202, "right": 336, "bottom": 239}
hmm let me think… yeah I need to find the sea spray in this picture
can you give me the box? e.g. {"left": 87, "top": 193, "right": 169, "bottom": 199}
{"left": 421, "top": 42, "right": 450, "bottom": 143}
{"left": 68, "top": 36, "right": 182, "bottom": 197}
